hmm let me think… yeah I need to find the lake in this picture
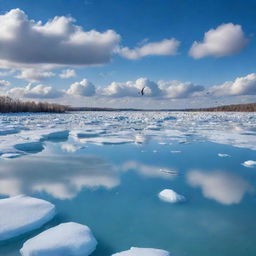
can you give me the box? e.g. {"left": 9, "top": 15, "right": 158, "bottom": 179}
{"left": 0, "top": 111, "right": 256, "bottom": 256}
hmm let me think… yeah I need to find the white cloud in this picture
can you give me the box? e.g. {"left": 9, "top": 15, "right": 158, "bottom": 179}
{"left": 158, "top": 80, "right": 204, "bottom": 98}
{"left": 67, "top": 79, "right": 96, "bottom": 96}
{"left": 0, "top": 80, "right": 11, "bottom": 87}
{"left": 103, "top": 78, "right": 161, "bottom": 97}
{"left": 119, "top": 38, "right": 180, "bottom": 60}
{"left": 187, "top": 170, "right": 253, "bottom": 205}
{"left": 59, "top": 69, "right": 76, "bottom": 79}
{"left": 8, "top": 84, "right": 63, "bottom": 99}
{"left": 189, "top": 23, "right": 248, "bottom": 59}
{"left": 210, "top": 73, "right": 256, "bottom": 96}
{"left": 0, "top": 9, "right": 121, "bottom": 68}
{"left": 16, "top": 68, "right": 55, "bottom": 82}
{"left": 103, "top": 78, "right": 203, "bottom": 99}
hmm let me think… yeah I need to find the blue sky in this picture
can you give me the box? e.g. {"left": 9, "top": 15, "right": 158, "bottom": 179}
{"left": 0, "top": 0, "right": 255, "bottom": 108}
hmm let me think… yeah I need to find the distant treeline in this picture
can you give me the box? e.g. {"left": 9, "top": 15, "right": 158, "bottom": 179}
{"left": 0, "top": 96, "right": 68, "bottom": 113}
{"left": 197, "top": 103, "right": 256, "bottom": 112}
{"left": 69, "top": 103, "right": 256, "bottom": 112}
{"left": 0, "top": 96, "right": 255, "bottom": 113}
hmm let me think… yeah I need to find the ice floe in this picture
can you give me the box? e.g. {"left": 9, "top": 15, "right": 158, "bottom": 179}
{"left": 242, "top": 160, "right": 256, "bottom": 168}
{"left": 112, "top": 247, "right": 170, "bottom": 256}
{"left": 0, "top": 195, "right": 55, "bottom": 241}
{"left": 20, "top": 222, "right": 97, "bottom": 256}
{"left": 0, "top": 112, "right": 256, "bottom": 156}
{"left": 158, "top": 189, "right": 185, "bottom": 203}
{"left": 218, "top": 153, "right": 230, "bottom": 157}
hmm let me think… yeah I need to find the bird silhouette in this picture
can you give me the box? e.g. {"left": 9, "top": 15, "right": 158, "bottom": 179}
{"left": 140, "top": 87, "right": 145, "bottom": 96}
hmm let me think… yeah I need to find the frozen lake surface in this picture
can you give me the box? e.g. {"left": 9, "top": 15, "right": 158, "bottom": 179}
{"left": 0, "top": 111, "right": 256, "bottom": 255}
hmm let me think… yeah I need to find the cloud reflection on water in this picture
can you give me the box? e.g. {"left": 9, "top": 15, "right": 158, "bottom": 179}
{"left": 187, "top": 170, "right": 253, "bottom": 205}
{"left": 0, "top": 156, "right": 176, "bottom": 200}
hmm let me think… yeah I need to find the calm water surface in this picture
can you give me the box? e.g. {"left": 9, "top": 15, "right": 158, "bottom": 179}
{"left": 0, "top": 112, "right": 255, "bottom": 255}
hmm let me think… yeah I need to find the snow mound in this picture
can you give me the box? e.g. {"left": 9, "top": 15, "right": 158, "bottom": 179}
{"left": 242, "top": 160, "right": 256, "bottom": 168}
{"left": 112, "top": 247, "right": 170, "bottom": 256}
{"left": 158, "top": 189, "right": 185, "bottom": 203}
{"left": 0, "top": 195, "right": 55, "bottom": 241}
{"left": 20, "top": 222, "right": 97, "bottom": 256}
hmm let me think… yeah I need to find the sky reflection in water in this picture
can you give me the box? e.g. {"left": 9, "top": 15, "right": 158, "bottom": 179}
{"left": 0, "top": 136, "right": 256, "bottom": 256}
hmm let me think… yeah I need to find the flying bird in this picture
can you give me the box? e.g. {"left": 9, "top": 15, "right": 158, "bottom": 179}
{"left": 140, "top": 87, "right": 146, "bottom": 96}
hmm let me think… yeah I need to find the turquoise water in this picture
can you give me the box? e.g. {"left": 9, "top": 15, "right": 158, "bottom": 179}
{"left": 0, "top": 135, "right": 256, "bottom": 256}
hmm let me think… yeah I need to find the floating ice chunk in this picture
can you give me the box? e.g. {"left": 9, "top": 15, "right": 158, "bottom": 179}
{"left": 134, "top": 134, "right": 149, "bottom": 144}
{"left": 242, "top": 160, "right": 256, "bottom": 168}
{"left": 112, "top": 247, "right": 170, "bottom": 256}
{"left": 170, "top": 150, "right": 181, "bottom": 154}
{"left": 20, "top": 222, "right": 97, "bottom": 256}
{"left": 218, "top": 153, "right": 230, "bottom": 157}
{"left": 0, "top": 195, "right": 55, "bottom": 241}
{"left": 158, "top": 189, "right": 185, "bottom": 203}
{"left": 0, "top": 153, "right": 21, "bottom": 159}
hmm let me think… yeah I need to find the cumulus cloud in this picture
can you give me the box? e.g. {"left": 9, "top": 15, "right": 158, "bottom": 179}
{"left": 16, "top": 68, "right": 55, "bottom": 82}
{"left": 103, "top": 78, "right": 203, "bottom": 98}
{"left": 67, "top": 79, "right": 96, "bottom": 96}
{"left": 119, "top": 38, "right": 180, "bottom": 59}
{"left": 158, "top": 80, "right": 204, "bottom": 98}
{"left": 59, "top": 69, "right": 76, "bottom": 79}
{"left": 189, "top": 23, "right": 248, "bottom": 59}
{"left": 210, "top": 73, "right": 256, "bottom": 96}
{"left": 8, "top": 84, "right": 63, "bottom": 99}
{"left": 187, "top": 170, "right": 253, "bottom": 205}
{"left": 0, "top": 9, "right": 120, "bottom": 68}
{"left": 0, "top": 80, "right": 11, "bottom": 87}
{"left": 103, "top": 78, "right": 161, "bottom": 97}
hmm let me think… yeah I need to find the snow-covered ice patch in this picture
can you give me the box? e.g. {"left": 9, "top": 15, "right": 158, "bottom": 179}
{"left": 242, "top": 160, "right": 256, "bottom": 168}
{"left": 112, "top": 247, "right": 170, "bottom": 256}
{"left": 0, "top": 195, "right": 55, "bottom": 241}
{"left": 218, "top": 153, "right": 231, "bottom": 158}
{"left": 20, "top": 222, "right": 97, "bottom": 256}
{"left": 158, "top": 189, "right": 185, "bottom": 203}
{"left": 0, "top": 153, "right": 22, "bottom": 159}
